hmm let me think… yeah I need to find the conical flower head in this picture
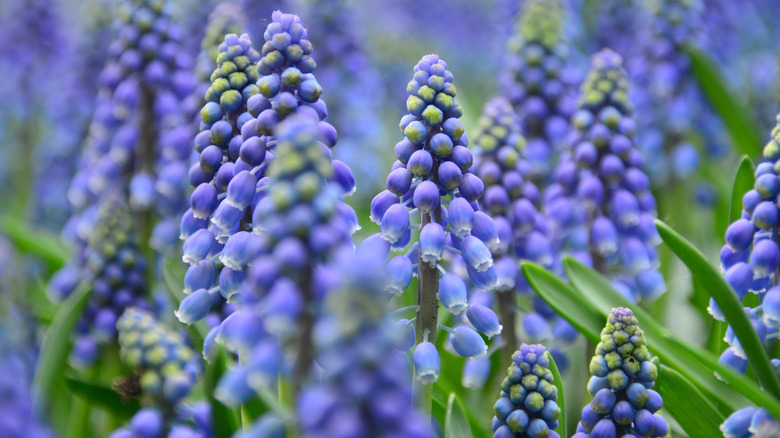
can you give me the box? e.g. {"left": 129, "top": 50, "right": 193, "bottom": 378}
{"left": 516, "top": 0, "right": 565, "bottom": 49}
{"left": 492, "top": 343, "right": 561, "bottom": 438}
{"left": 197, "top": 3, "right": 246, "bottom": 83}
{"left": 574, "top": 307, "right": 667, "bottom": 438}
{"left": 578, "top": 49, "right": 632, "bottom": 114}
{"left": 60, "top": 196, "right": 148, "bottom": 369}
{"left": 547, "top": 49, "right": 665, "bottom": 303}
{"left": 500, "top": 0, "right": 577, "bottom": 181}
{"left": 117, "top": 308, "right": 199, "bottom": 406}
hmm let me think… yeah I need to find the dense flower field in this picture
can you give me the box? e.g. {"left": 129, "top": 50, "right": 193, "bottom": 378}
{"left": 2, "top": 0, "right": 780, "bottom": 437}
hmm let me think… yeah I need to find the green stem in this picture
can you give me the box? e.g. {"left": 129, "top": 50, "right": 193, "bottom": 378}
{"left": 496, "top": 283, "right": 517, "bottom": 369}
{"left": 413, "top": 207, "right": 440, "bottom": 426}
{"left": 136, "top": 84, "right": 157, "bottom": 270}
{"left": 66, "top": 368, "right": 95, "bottom": 438}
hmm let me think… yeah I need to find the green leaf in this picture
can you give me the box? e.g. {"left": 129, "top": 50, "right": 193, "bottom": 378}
{"left": 205, "top": 346, "right": 240, "bottom": 438}
{"left": 562, "top": 256, "right": 779, "bottom": 417}
{"left": 161, "top": 256, "right": 210, "bottom": 352}
{"left": 655, "top": 219, "right": 780, "bottom": 401}
{"left": 30, "top": 279, "right": 57, "bottom": 323}
{"left": 33, "top": 283, "right": 91, "bottom": 409}
{"left": 520, "top": 262, "right": 605, "bottom": 343}
{"left": 655, "top": 364, "right": 723, "bottom": 436}
{"left": 685, "top": 45, "right": 763, "bottom": 159}
{"left": 444, "top": 393, "right": 473, "bottom": 438}
{"left": 729, "top": 156, "right": 756, "bottom": 223}
{"left": 0, "top": 214, "right": 69, "bottom": 270}
{"left": 545, "top": 351, "right": 566, "bottom": 438}
{"left": 64, "top": 372, "right": 139, "bottom": 418}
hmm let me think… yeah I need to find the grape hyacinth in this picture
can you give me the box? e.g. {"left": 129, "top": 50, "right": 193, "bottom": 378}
{"left": 573, "top": 307, "right": 667, "bottom": 438}
{"left": 296, "top": 241, "right": 429, "bottom": 438}
{"left": 471, "top": 96, "right": 530, "bottom": 364}
{"left": 499, "top": 0, "right": 578, "bottom": 183}
{"left": 67, "top": 0, "right": 195, "bottom": 253}
{"left": 51, "top": 196, "right": 149, "bottom": 368}
{"left": 369, "top": 54, "right": 501, "bottom": 416}
{"left": 180, "top": 11, "right": 356, "bottom": 325}
{"left": 212, "top": 113, "right": 356, "bottom": 411}
{"left": 721, "top": 407, "right": 780, "bottom": 438}
{"left": 194, "top": 2, "right": 246, "bottom": 112}
{"left": 110, "top": 308, "right": 210, "bottom": 438}
{"left": 629, "top": 0, "right": 729, "bottom": 185}
{"left": 491, "top": 344, "right": 561, "bottom": 438}
{"left": 714, "top": 114, "right": 780, "bottom": 400}
{"left": 178, "top": 31, "right": 261, "bottom": 327}
{"left": 297, "top": 0, "right": 386, "bottom": 196}
{"left": 471, "top": 96, "right": 576, "bottom": 373}
{"left": 546, "top": 48, "right": 666, "bottom": 303}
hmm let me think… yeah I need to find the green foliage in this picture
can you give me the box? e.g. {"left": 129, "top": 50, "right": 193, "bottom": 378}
{"left": 686, "top": 45, "right": 763, "bottom": 159}
{"left": 730, "top": 156, "right": 756, "bottom": 223}
{"left": 0, "top": 214, "right": 69, "bottom": 271}
{"left": 33, "top": 283, "right": 91, "bottom": 409}
{"left": 655, "top": 220, "right": 780, "bottom": 401}
{"left": 64, "top": 372, "right": 140, "bottom": 418}
{"left": 654, "top": 364, "right": 723, "bottom": 436}
{"left": 546, "top": 351, "right": 566, "bottom": 438}
{"left": 524, "top": 257, "right": 780, "bottom": 419}
{"left": 444, "top": 393, "right": 473, "bottom": 438}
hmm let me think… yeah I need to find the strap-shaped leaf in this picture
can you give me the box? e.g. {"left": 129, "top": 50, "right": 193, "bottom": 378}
{"left": 656, "top": 219, "right": 780, "bottom": 400}
{"left": 730, "top": 156, "right": 756, "bottom": 223}
{"left": 0, "top": 214, "right": 69, "bottom": 270}
{"left": 33, "top": 283, "right": 91, "bottom": 409}
{"left": 655, "top": 364, "right": 723, "bottom": 436}
{"left": 64, "top": 372, "right": 139, "bottom": 418}
{"left": 205, "top": 346, "right": 239, "bottom": 438}
{"left": 520, "top": 262, "right": 605, "bottom": 343}
{"left": 444, "top": 393, "right": 473, "bottom": 438}
{"left": 563, "top": 256, "right": 780, "bottom": 417}
{"left": 546, "top": 351, "right": 566, "bottom": 438}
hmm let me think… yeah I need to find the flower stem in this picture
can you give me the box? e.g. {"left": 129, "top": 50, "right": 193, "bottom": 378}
{"left": 496, "top": 283, "right": 517, "bottom": 368}
{"left": 136, "top": 84, "right": 157, "bottom": 277}
{"left": 291, "top": 267, "right": 314, "bottom": 397}
{"left": 413, "top": 206, "right": 440, "bottom": 426}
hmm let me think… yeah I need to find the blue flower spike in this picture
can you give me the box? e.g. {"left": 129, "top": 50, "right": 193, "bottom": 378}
{"left": 573, "top": 308, "right": 666, "bottom": 438}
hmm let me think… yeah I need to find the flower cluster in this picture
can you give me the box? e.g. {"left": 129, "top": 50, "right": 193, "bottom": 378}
{"left": 573, "top": 307, "right": 667, "bottom": 438}
{"left": 212, "top": 114, "right": 356, "bottom": 408}
{"left": 370, "top": 54, "right": 501, "bottom": 384}
{"left": 492, "top": 344, "right": 561, "bottom": 438}
{"left": 194, "top": 3, "right": 246, "bottom": 107}
{"left": 300, "top": 0, "right": 386, "bottom": 196}
{"left": 180, "top": 11, "right": 356, "bottom": 325}
{"left": 721, "top": 406, "right": 780, "bottom": 438}
{"left": 66, "top": 0, "right": 195, "bottom": 252}
{"left": 546, "top": 48, "right": 666, "bottom": 303}
{"left": 51, "top": 196, "right": 149, "bottom": 368}
{"left": 499, "top": 0, "right": 578, "bottom": 182}
{"left": 470, "top": 97, "right": 577, "bottom": 376}
{"left": 630, "top": 0, "right": 728, "bottom": 185}
{"left": 177, "top": 31, "right": 260, "bottom": 325}
{"left": 297, "top": 241, "right": 429, "bottom": 438}
{"left": 715, "top": 115, "right": 780, "bottom": 379}
{"left": 110, "top": 308, "right": 209, "bottom": 438}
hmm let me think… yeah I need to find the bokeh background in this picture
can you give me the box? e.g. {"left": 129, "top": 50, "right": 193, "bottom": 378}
{"left": 1, "top": 0, "right": 779, "bottom": 436}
